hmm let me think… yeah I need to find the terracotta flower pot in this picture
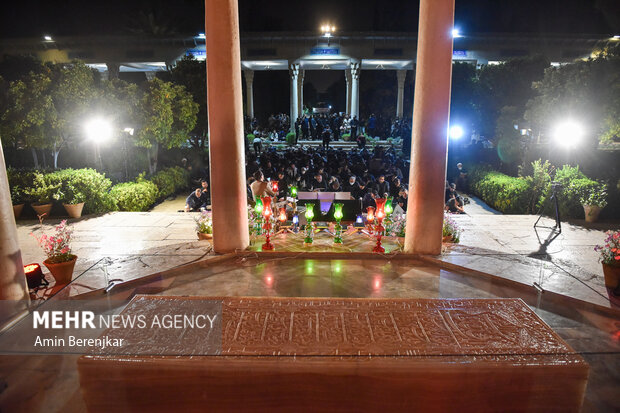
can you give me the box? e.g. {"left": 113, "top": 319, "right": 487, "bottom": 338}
{"left": 32, "top": 203, "right": 53, "bottom": 217}
{"left": 602, "top": 263, "right": 620, "bottom": 289}
{"left": 442, "top": 235, "right": 454, "bottom": 243}
{"left": 13, "top": 204, "right": 24, "bottom": 219}
{"left": 583, "top": 205, "right": 602, "bottom": 223}
{"left": 63, "top": 202, "right": 85, "bottom": 218}
{"left": 43, "top": 255, "right": 77, "bottom": 285}
{"left": 197, "top": 232, "right": 213, "bottom": 240}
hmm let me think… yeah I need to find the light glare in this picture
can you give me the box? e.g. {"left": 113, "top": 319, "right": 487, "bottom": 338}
{"left": 85, "top": 118, "right": 113, "bottom": 143}
{"left": 449, "top": 125, "right": 464, "bottom": 139}
{"left": 553, "top": 120, "right": 584, "bottom": 148}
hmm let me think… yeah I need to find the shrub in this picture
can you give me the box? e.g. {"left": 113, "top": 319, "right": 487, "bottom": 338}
{"left": 151, "top": 166, "right": 190, "bottom": 199}
{"left": 342, "top": 133, "right": 351, "bottom": 141}
{"left": 545, "top": 165, "right": 592, "bottom": 219}
{"left": 470, "top": 169, "right": 531, "bottom": 213}
{"left": 286, "top": 132, "right": 296, "bottom": 146}
{"left": 46, "top": 168, "right": 115, "bottom": 214}
{"left": 24, "top": 172, "right": 62, "bottom": 205}
{"left": 522, "top": 159, "right": 552, "bottom": 214}
{"left": 10, "top": 185, "right": 25, "bottom": 204}
{"left": 578, "top": 180, "right": 608, "bottom": 208}
{"left": 110, "top": 175, "right": 158, "bottom": 211}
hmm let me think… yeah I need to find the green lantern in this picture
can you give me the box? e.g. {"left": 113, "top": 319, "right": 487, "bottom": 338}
{"left": 304, "top": 204, "right": 315, "bottom": 244}
{"left": 385, "top": 197, "right": 393, "bottom": 216}
{"left": 333, "top": 203, "right": 344, "bottom": 244}
{"left": 291, "top": 186, "right": 298, "bottom": 197}
{"left": 253, "top": 198, "right": 263, "bottom": 235}
{"left": 254, "top": 198, "right": 263, "bottom": 214}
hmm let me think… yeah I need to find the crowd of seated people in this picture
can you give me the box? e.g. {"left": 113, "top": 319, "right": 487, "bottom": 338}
{"left": 244, "top": 145, "right": 411, "bottom": 216}
{"left": 444, "top": 162, "right": 469, "bottom": 214}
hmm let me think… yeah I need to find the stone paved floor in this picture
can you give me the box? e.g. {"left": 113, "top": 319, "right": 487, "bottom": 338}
{"left": 15, "top": 210, "right": 620, "bottom": 312}
{"left": 1, "top": 256, "right": 618, "bottom": 412}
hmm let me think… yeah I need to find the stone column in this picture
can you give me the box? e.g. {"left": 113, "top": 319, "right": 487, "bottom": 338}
{"left": 297, "top": 69, "right": 305, "bottom": 116}
{"left": 0, "top": 140, "right": 29, "bottom": 329}
{"left": 244, "top": 70, "right": 254, "bottom": 119}
{"left": 345, "top": 69, "right": 352, "bottom": 114}
{"left": 289, "top": 63, "right": 300, "bottom": 131}
{"left": 350, "top": 62, "right": 360, "bottom": 118}
{"left": 205, "top": 0, "right": 249, "bottom": 253}
{"left": 404, "top": 0, "right": 455, "bottom": 255}
{"left": 396, "top": 70, "right": 407, "bottom": 118}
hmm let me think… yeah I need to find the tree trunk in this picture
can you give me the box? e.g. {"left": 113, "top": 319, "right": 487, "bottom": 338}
{"left": 31, "top": 148, "right": 39, "bottom": 168}
{"left": 146, "top": 143, "right": 159, "bottom": 175}
{"left": 52, "top": 142, "right": 60, "bottom": 169}
{"left": 42, "top": 149, "right": 47, "bottom": 168}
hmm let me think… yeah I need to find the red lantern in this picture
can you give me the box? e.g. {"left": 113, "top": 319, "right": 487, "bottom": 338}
{"left": 373, "top": 198, "right": 386, "bottom": 253}
{"left": 261, "top": 196, "right": 274, "bottom": 250}
{"left": 367, "top": 206, "right": 375, "bottom": 223}
{"left": 271, "top": 180, "right": 279, "bottom": 192}
{"left": 278, "top": 207, "right": 287, "bottom": 223}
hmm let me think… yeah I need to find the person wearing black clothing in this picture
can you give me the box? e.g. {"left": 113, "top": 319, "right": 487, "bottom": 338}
{"left": 390, "top": 178, "right": 403, "bottom": 199}
{"left": 310, "top": 173, "right": 328, "bottom": 192}
{"left": 350, "top": 116, "right": 359, "bottom": 138}
{"left": 184, "top": 188, "right": 208, "bottom": 212}
{"left": 376, "top": 175, "right": 390, "bottom": 198}
{"left": 362, "top": 189, "right": 378, "bottom": 210}
{"left": 343, "top": 176, "right": 364, "bottom": 199}
{"left": 356, "top": 133, "right": 366, "bottom": 149}
{"left": 322, "top": 128, "right": 331, "bottom": 149}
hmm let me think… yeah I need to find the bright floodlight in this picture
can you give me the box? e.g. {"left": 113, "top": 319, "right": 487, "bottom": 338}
{"left": 552, "top": 120, "right": 584, "bottom": 147}
{"left": 449, "top": 125, "right": 464, "bottom": 139}
{"left": 43, "top": 35, "right": 53, "bottom": 41}
{"left": 452, "top": 28, "right": 463, "bottom": 38}
{"left": 85, "top": 118, "right": 112, "bottom": 143}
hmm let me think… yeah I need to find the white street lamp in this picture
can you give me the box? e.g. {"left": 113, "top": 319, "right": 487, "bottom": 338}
{"left": 552, "top": 120, "right": 584, "bottom": 148}
{"left": 84, "top": 118, "right": 113, "bottom": 143}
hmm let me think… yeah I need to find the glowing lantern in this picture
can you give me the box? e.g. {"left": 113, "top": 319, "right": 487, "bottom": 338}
{"left": 367, "top": 207, "right": 375, "bottom": 223}
{"left": 261, "top": 196, "right": 274, "bottom": 250}
{"left": 373, "top": 198, "right": 386, "bottom": 253}
{"left": 278, "top": 207, "right": 287, "bottom": 223}
{"left": 271, "top": 180, "right": 279, "bottom": 192}
{"left": 304, "top": 204, "right": 315, "bottom": 244}
{"left": 291, "top": 186, "right": 297, "bottom": 197}
{"left": 254, "top": 198, "right": 263, "bottom": 214}
{"left": 333, "top": 203, "right": 344, "bottom": 244}
{"left": 385, "top": 197, "right": 393, "bottom": 216}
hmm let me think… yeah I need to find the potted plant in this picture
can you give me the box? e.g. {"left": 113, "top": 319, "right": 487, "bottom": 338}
{"left": 10, "top": 185, "right": 25, "bottom": 219}
{"left": 580, "top": 183, "right": 607, "bottom": 223}
{"left": 32, "top": 218, "right": 77, "bottom": 285}
{"left": 62, "top": 183, "right": 87, "bottom": 218}
{"left": 195, "top": 210, "right": 213, "bottom": 240}
{"left": 26, "top": 174, "right": 61, "bottom": 217}
{"left": 442, "top": 213, "right": 462, "bottom": 243}
{"left": 594, "top": 230, "right": 620, "bottom": 289}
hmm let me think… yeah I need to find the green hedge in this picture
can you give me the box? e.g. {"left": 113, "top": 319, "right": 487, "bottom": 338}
{"left": 8, "top": 168, "right": 115, "bottom": 213}
{"left": 44, "top": 168, "right": 115, "bottom": 214}
{"left": 470, "top": 168, "right": 531, "bottom": 214}
{"left": 150, "top": 166, "right": 190, "bottom": 200}
{"left": 110, "top": 176, "right": 158, "bottom": 211}
{"left": 286, "top": 132, "right": 296, "bottom": 146}
{"left": 470, "top": 163, "right": 604, "bottom": 218}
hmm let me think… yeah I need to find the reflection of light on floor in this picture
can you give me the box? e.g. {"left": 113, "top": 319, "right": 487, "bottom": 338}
{"left": 373, "top": 276, "right": 382, "bottom": 290}
{"left": 332, "top": 260, "right": 342, "bottom": 275}
{"left": 305, "top": 260, "right": 314, "bottom": 276}
{"left": 613, "top": 330, "right": 620, "bottom": 341}
{"left": 264, "top": 274, "right": 274, "bottom": 288}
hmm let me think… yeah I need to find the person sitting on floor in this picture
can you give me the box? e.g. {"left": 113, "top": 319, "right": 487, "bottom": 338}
{"left": 250, "top": 171, "right": 276, "bottom": 201}
{"left": 185, "top": 188, "right": 208, "bottom": 212}
{"left": 446, "top": 186, "right": 465, "bottom": 214}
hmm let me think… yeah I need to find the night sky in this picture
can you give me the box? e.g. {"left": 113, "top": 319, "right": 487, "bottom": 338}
{"left": 1, "top": 0, "right": 618, "bottom": 38}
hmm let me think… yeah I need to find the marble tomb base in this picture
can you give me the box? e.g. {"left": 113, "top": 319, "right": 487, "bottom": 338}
{"left": 78, "top": 296, "right": 589, "bottom": 412}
